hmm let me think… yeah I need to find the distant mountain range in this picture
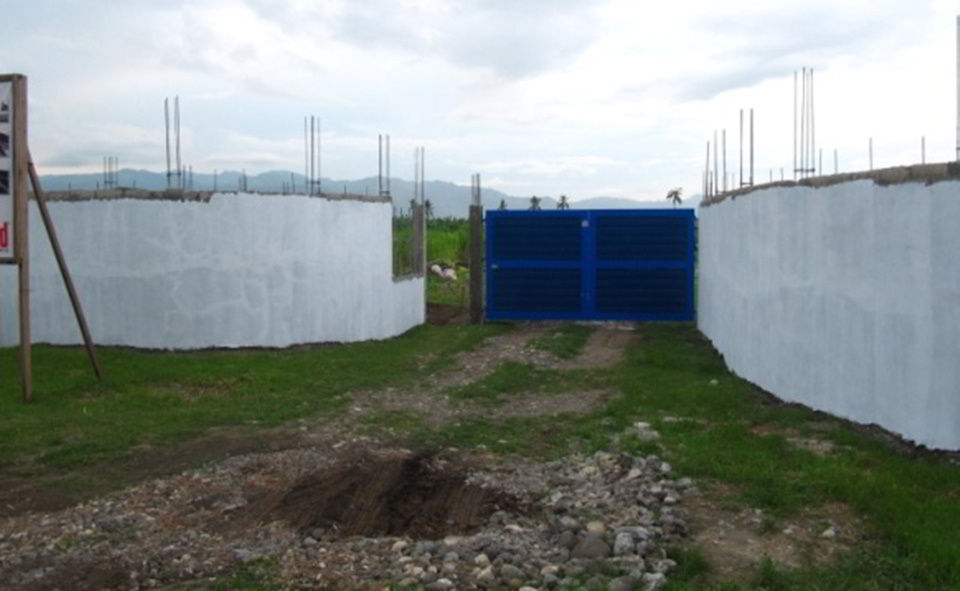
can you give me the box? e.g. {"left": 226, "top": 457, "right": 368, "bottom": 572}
{"left": 38, "top": 169, "right": 701, "bottom": 218}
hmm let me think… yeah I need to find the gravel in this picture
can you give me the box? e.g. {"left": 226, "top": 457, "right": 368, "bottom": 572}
{"left": 0, "top": 424, "right": 692, "bottom": 590}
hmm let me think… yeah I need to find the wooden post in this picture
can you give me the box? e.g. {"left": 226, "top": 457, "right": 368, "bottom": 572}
{"left": 469, "top": 204, "right": 484, "bottom": 324}
{"left": 411, "top": 202, "right": 424, "bottom": 275}
{"left": 28, "top": 155, "right": 102, "bottom": 380}
{"left": 11, "top": 75, "right": 31, "bottom": 401}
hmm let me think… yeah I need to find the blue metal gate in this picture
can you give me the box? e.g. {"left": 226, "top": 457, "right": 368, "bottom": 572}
{"left": 485, "top": 209, "right": 695, "bottom": 321}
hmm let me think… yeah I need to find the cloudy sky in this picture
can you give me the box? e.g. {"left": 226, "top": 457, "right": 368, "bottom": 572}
{"left": 1, "top": 0, "right": 957, "bottom": 201}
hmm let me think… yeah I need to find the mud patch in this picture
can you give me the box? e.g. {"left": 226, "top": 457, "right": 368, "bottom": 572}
{"left": 682, "top": 482, "right": 865, "bottom": 582}
{"left": 264, "top": 450, "right": 518, "bottom": 538}
{"left": 750, "top": 423, "right": 840, "bottom": 456}
{"left": 557, "top": 325, "right": 637, "bottom": 369}
{"left": 489, "top": 389, "right": 612, "bottom": 419}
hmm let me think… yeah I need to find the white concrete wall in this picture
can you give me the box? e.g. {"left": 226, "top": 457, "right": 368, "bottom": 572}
{"left": 698, "top": 179, "right": 960, "bottom": 450}
{"left": 0, "top": 193, "right": 425, "bottom": 348}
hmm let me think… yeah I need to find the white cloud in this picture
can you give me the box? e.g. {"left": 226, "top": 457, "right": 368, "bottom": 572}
{"left": 2, "top": 0, "right": 957, "bottom": 199}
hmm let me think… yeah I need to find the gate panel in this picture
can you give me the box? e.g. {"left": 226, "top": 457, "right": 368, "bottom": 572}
{"left": 486, "top": 209, "right": 694, "bottom": 321}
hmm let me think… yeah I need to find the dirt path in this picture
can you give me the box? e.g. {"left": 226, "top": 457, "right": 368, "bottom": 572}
{"left": 0, "top": 323, "right": 639, "bottom": 590}
{"left": 0, "top": 322, "right": 868, "bottom": 590}
{"left": 0, "top": 323, "right": 629, "bottom": 519}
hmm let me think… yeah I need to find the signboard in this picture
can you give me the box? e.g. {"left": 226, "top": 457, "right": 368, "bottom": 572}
{"left": 0, "top": 80, "right": 11, "bottom": 254}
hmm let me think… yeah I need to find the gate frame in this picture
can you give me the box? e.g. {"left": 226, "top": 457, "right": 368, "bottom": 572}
{"left": 485, "top": 208, "right": 696, "bottom": 322}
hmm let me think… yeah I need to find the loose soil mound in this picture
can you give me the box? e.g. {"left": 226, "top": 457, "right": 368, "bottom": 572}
{"left": 267, "top": 451, "right": 515, "bottom": 538}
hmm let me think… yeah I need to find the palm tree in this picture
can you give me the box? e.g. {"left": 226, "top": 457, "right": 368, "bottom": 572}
{"left": 498, "top": 199, "right": 507, "bottom": 210}
{"left": 665, "top": 187, "right": 683, "bottom": 208}
{"left": 557, "top": 195, "right": 570, "bottom": 210}
{"left": 529, "top": 195, "right": 542, "bottom": 211}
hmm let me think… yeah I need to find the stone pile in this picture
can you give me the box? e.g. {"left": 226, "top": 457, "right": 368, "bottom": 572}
{"left": 299, "top": 442, "right": 693, "bottom": 590}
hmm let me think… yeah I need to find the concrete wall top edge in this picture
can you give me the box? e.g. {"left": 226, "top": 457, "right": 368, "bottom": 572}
{"left": 36, "top": 189, "right": 391, "bottom": 204}
{"left": 700, "top": 161, "right": 960, "bottom": 208}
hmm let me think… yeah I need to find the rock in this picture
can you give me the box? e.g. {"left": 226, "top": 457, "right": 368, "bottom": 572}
{"left": 426, "top": 579, "right": 454, "bottom": 591}
{"left": 474, "top": 553, "right": 491, "bottom": 567}
{"left": 558, "top": 516, "right": 582, "bottom": 531}
{"left": 505, "top": 523, "right": 525, "bottom": 533}
{"left": 391, "top": 540, "right": 409, "bottom": 552}
{"left": 519, "top": 587, "right": 538, "bottom": 591}
{"left": 540, "top": 564, "right": 561, "bottom": 577}
{"left": 499, "top": 563, "right": 525, "bottom": 580}
{"left": 609, "top": 575, "right": 641, "bottom": 591}
{"left": 443, "top": 552, "right": 460, "bottom": 563}
{"left": 476, "top": 565, "right": 496, "bottom": 583}
{"left": 821, "top": 526, "right": 836, "bottom": 539}
{"left": 585, "top": 521, "right": 606, "bottom": 535}
{"left": 659, "top": 462, "right": 672, "bottom": 474}
{"left": 586, "top": 574, "right": 607, "bottom": 589}
{"left": 643, "top": 572, "right": 667, "bottom": 590}
{"left": 571, "top": 535, "right": 611, "bottom": 560}
{"left": 557, "top": 530, "right": 578, "bottom": 550}
{"left": 613, "top": 532, "right": 635, "bottom": 556}
{"left": 414, "top": 541, "right": 440, "bottom": 555}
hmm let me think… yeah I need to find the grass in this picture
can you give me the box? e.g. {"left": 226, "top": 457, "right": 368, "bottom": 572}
{"left": 0, "top": 323, "right": 503, "bottom": 473}
{"left": 375, "top": 322, "right": 960, "bottom": 589}
{"left": 4, "top": 321, "right": 960, "bottom": 589}
{"left": 447, "top": 361, "right": 606, "bottom": 405}
{"left": 530, "top": 324, "right": 594, "bottom": 359}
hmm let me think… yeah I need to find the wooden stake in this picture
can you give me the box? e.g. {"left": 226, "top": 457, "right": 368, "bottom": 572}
{"left": 12, "top": 75, "right": 31, "bottom": 402}
{"left": 469, "top": 174, "right": 484, "bottom": 325}
{"left": 27, "top": 154, "right": 102, "bottom": 380}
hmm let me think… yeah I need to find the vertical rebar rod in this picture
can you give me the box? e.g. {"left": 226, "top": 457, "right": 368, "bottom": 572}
{"left": 386, "top": 134, "right": 391, "bottom": 197}
{"left": 799, "top": 68, "right": 806, "bottom": 177}
{"left": 739, "top": 109, "right": 744, "bottom": 187}
{"left": 304, "top": 117, "right": 308, "bottom": 194}
{"left": 317, "top": 117, "right": 323, "bottom": 195}
{"left": 175, "top": 96, "right": 181, "bottom": 190}
{"left": 749, "top": 108, "right": 755, "bottom": 186}
{"left": 869, "top": 138, "right": 874, "bottom": 170}
{"left": 704, "top": 141, "right": 710, "bottom": 197}
{"left": 713, "top": 129, "right": 720, "bottom": 190}
{"left": 922, "top": 136, "right": 926, "bottom": 164}
{"left": 792, "top": 71, "right": 797, "bottom": 180}
{"left": 378, "top": 134, "right": 383, "bottom": 196}
{"left": 956, "top": 15, "right": 959, "bottom": 160}
{"left": 834, "top": 149, "right": 838, "bottom": 174}
{"left": 722, "top": 129, "right": 727, "bottom": 192}
{"left": 164, "top": 98, "right": 171, "bottom": 189}
{"left": 810, "top": 69, "right": 816, "bottom": 176}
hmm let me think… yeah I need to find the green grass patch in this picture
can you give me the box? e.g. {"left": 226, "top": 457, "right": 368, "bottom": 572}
{"left": 0, "top": 324, "right": 503, "bottom": 473}
{"left": 447, "top": 361, "right": 606, "bottom": 405}
{"left": 530, "top": 324, "right": 594, "bottom": 359}
{"left": 4, "top": 318, "right": 960, "bottom": 588}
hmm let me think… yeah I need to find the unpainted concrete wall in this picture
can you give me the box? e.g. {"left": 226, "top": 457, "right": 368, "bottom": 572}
{"left": 0, "top": 193, "right": 424, "bottom": 348}
{"left": 698, "top": 179, "right": 960, "bottom": 450}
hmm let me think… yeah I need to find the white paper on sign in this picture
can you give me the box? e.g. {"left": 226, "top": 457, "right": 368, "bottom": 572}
{"left": 0, "top": 80, "right": 13, "bottom": 253}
